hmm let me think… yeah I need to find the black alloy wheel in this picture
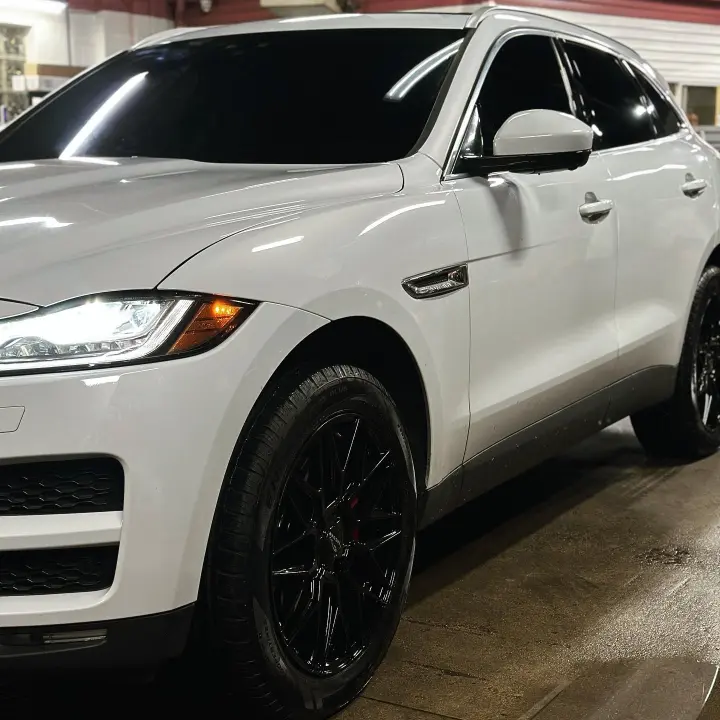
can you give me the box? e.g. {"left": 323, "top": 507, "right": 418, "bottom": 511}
{"left": 204, "top": 365, "right": 416, "bottom": 719}
{"left": 270, "top": 413, "right": 408, "bottom": 678}
{"left": 632, "top": 265, "right": 720, "bottom": 459}
{"left": 693, "top": 294, "right": 720, "bottom": 432}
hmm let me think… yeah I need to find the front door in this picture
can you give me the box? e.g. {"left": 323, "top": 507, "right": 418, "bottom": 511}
{"left": 445, "top": 33, "right": 619, "bottom": 475}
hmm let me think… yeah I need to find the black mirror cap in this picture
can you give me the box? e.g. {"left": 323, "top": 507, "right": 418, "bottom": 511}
{"left": 456, "top": 148, "right": 591, "bottom": 178}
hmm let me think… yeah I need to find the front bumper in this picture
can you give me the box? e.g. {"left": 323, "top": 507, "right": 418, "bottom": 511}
{"left": 0, "top": 302, "right": 327, "bottom": 661}
{"left": 0, "top": 605, "right": 194, "bottom": 669}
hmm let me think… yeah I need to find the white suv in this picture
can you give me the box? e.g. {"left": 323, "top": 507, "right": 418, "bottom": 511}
{"left": 0, "top": 7, "right": 717, "bottom": 717}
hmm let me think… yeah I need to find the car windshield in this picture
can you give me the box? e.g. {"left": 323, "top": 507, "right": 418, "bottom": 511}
{"left": 0, "top": 28, "right": 464, "bottom": 165}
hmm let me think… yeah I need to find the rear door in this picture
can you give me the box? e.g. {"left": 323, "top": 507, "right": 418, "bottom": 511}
{"left": 561, "top": 39, "right": 719, "bottom": 390}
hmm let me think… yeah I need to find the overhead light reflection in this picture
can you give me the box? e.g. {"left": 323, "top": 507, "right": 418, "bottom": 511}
{"left": 385, "top": 40, "right": 463, "bottom": 101}
{"left": 252, "top": 236, "right": 304, "bottom": 253}
{"left": 83, "top": 375, "right": 120, "bottom": 387}
{"left": 0, "top": 163, "right": 36, "bottom": 171}
{"left": 64, "top": 157, "right": 120, "bottom": 166}
{"left": 0, "top": 0, "right": 67, "bottom": 13}
{"left": 280, "top": 14, "right": 360, "bottom": 22}
{"left": 360, "top": 200, "right": 445, "bottom": 236}
{"left": 60, "top": 72, "right": 148, "bottom": 159}
{"left": 0, "top": 216, "right": 69, "bottom": 229}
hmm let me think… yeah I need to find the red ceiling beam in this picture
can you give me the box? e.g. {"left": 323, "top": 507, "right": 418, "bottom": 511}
{"left": 67, "top": 0, "right": 171, "bottom": 18}
{"left": 67, "top": 0, "right": 720, "bottom": 25}
{"left": 183, "top": 1, "right": 273, "bottom": 24}
{"left": 359, "top": 0, "right": 720, "bottom": 24}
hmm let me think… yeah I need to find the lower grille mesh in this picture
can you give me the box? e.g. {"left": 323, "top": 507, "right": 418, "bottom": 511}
{"left": 0, "top": 458, "right": 124, "bottom": 516}
{"left": 0, "top": 546, "right": 118, "bottom": 596}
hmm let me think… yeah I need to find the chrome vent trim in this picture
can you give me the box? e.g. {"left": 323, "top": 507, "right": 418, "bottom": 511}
{"left": 402, "top": 263, "right": 469, "bottom": 300}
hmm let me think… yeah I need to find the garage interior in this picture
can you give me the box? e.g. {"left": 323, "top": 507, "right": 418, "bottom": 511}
{"left": 3, "top": 419, "right": 720, "bottom": 718}
{"left": 3, "top": 2, "right": 720, "bottom": 718}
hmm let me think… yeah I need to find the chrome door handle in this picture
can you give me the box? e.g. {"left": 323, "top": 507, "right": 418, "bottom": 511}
{"left": 682, "top": 177, "right": 707, "bottom": 198}
{"left": 579, "top": 194, "right": 614, "bottom": 224}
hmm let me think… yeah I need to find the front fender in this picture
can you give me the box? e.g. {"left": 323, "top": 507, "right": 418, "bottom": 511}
{"left": 160, "top": 186, "right": 471, "bottom": 491}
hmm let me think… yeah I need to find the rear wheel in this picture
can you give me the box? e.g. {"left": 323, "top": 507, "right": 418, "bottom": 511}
{"left": 632, "top": 265, "right": 720, "bottom": 460}
{"left": 204, "top": 365, "right": 416, "bottom": 718}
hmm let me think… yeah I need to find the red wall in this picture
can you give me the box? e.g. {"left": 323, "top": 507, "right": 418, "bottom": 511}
{"left": 183, "top": 0, "right": 720, "bottom": 25}
{"left": 66, "top": 0, "right": 720, "bottom": 25}
{"left": 67, "top": 1, "right": 171, "bottom": 18}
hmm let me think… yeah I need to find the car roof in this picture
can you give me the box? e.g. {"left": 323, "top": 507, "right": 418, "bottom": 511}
{"left": 135, "top": 11, "right": 470, "bottom": 47}
{"left": 134, "top": 7, "right": 642, "bottom": 67}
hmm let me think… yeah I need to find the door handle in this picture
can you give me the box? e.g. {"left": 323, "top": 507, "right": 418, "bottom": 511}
{"left": 579, "top": 193, "right": 614, "bottom": 224}
{"left": 682, "top": 177, "right": 707, "bottom": 198}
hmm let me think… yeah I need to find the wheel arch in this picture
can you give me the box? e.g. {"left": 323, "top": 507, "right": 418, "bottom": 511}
{"left": 248, "top": 315, "right": 432, "bottom": 496}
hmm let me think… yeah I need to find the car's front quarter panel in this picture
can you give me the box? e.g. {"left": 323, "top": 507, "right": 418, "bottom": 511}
{"left": 0, "top": 301, "right": 327, "bottom": 624}
{"left": 160, "top": 156, "right": 471, "bottom": 491}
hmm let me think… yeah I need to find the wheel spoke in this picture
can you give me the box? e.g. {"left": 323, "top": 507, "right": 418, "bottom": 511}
{"left": 270, "top": 410, "right": 410, "bottom": 676}
{"left": 272, "top": 567, "right": 314, "bottom": 580}
{"left": 367, "top": 529, "right": 403, "bottom": 552}
{"left": 349, "top": 570, "right": 389, "bottom": 607}
{"left": 274, "top": 528, "right": 314, "bottom": 557}
{"left": 704, "top": 393, "right": 713, "bottom": 425}
{"left": 293, "top": 465, "right": 323, "bottom": 514}
{"left": 283, "top": 576, "right": 320, "bottom": 644}
{"left": 343, "top": 418, "right": 361, "bottom": 474}
{"left": 317, "top": 587, "right": 339, "bottom": 667}
{"left": 335, "top": 577, "right": 353, "bottom": 652}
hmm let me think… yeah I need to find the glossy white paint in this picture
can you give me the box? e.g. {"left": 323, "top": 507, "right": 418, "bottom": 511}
{"left": 0, "top": 302, "right": 328, "bottom": 624}
{"left": 601, "top": 133, "right": 720, "bottom": 376}
{"left": 0, "top": 299, "right": 36, "bottom": 320}
{"left": 449, "top": 152, "right": 618, "bottom": 458}
{"left": 136, "top": 11, "right": 470, "bottom": 46}
{"left": 0, "top": 6, "right": 718, "bottom": 634}
{"left": 493, "top": 110, "right": 594, "bottom": 157}
{"left": 0, "top": 512, "right": 121, "bottom": 552}
{"left": 161, "top": 152, "right": 472, "bottom": 489}
{"left": 0, "top": 159, "right": 403, "bottom": 307}
{"left": 0, "top": 406, "right": 23, "bottom": 433}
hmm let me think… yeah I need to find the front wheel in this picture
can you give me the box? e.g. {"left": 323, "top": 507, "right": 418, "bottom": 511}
{"left": 204, "top": 365, "right": 416, "bottom": 718}
{"left": 632, "top": 264, "right": 720, "bottom": 460}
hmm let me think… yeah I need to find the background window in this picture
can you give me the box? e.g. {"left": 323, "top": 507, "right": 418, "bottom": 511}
{"left": 563, "top": 41, "right": 656, "bottom": 150}
{"left": 685, "top": 86, "right": 715, "bottom": 126}
{"left": 633, "top": 71, "right": 683, "bottom": 138}
{"left": 474, "top": 35, "right": 571, "bottom": 156}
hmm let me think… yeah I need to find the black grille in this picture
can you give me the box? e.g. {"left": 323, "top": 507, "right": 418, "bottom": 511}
{"left": 0, "top": 458, "right": 124, "bottom": 516}
{"left": 0, "top": 545, "right": 118, "bottom": 596}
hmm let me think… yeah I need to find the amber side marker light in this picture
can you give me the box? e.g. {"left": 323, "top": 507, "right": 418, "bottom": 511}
{"left": 169, "top": 300, "right": 247, "bottom": 355}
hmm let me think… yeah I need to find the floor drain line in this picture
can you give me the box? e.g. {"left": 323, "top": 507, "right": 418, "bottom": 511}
{"left": 514, "top": 681, "right": 570, "bottom": 720}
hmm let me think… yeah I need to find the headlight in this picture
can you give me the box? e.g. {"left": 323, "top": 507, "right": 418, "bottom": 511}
{"left": 0, "top": 294, "right": 256, "bottom": 375}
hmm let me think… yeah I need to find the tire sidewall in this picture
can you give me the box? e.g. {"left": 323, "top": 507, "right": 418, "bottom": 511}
{"left": 248, "top": 373, "right": 416, "bottom": 717}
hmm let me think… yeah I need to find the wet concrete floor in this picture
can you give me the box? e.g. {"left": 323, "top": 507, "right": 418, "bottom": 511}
{"left": 6, "top": 419, "right": 720, "bottom": 718}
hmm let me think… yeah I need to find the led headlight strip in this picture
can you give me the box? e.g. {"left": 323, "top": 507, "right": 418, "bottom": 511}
{"left": 0, "top": 293, "right": 257, "bottom": 375}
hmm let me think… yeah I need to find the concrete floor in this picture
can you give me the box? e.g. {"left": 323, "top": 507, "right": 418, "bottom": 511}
{"left": 5, "top": 419, "right": 720, "bottom": 718}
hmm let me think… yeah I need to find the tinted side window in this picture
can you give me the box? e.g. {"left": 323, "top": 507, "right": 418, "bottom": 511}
{"left": 563, "top": 41, "right": 655, "bottom": 150}
{"left": 475, "top": 35, "right": 571, "bottom": 155}
{"left": 633, "top": 70, "right": 684, "bottom": 137}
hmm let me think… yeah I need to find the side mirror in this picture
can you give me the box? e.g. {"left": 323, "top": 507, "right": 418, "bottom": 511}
{"left": 457, "top": 109, "right": 594, "bottom": 177}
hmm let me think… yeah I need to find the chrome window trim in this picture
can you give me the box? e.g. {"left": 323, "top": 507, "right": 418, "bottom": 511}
{"left": 442, "top": 25, "right": 688, "bottom": 180}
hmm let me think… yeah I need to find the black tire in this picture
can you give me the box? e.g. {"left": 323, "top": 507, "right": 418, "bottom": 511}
{"left": 631, "top": 264, "right": 720, "bottom": 460}
{"left": 203, "top": 365, "right": 416, "bottom": 719}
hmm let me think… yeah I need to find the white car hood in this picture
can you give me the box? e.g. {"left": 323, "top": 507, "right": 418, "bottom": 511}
{"left": 0, "top": 158, "right": 403, "bottom": 308}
